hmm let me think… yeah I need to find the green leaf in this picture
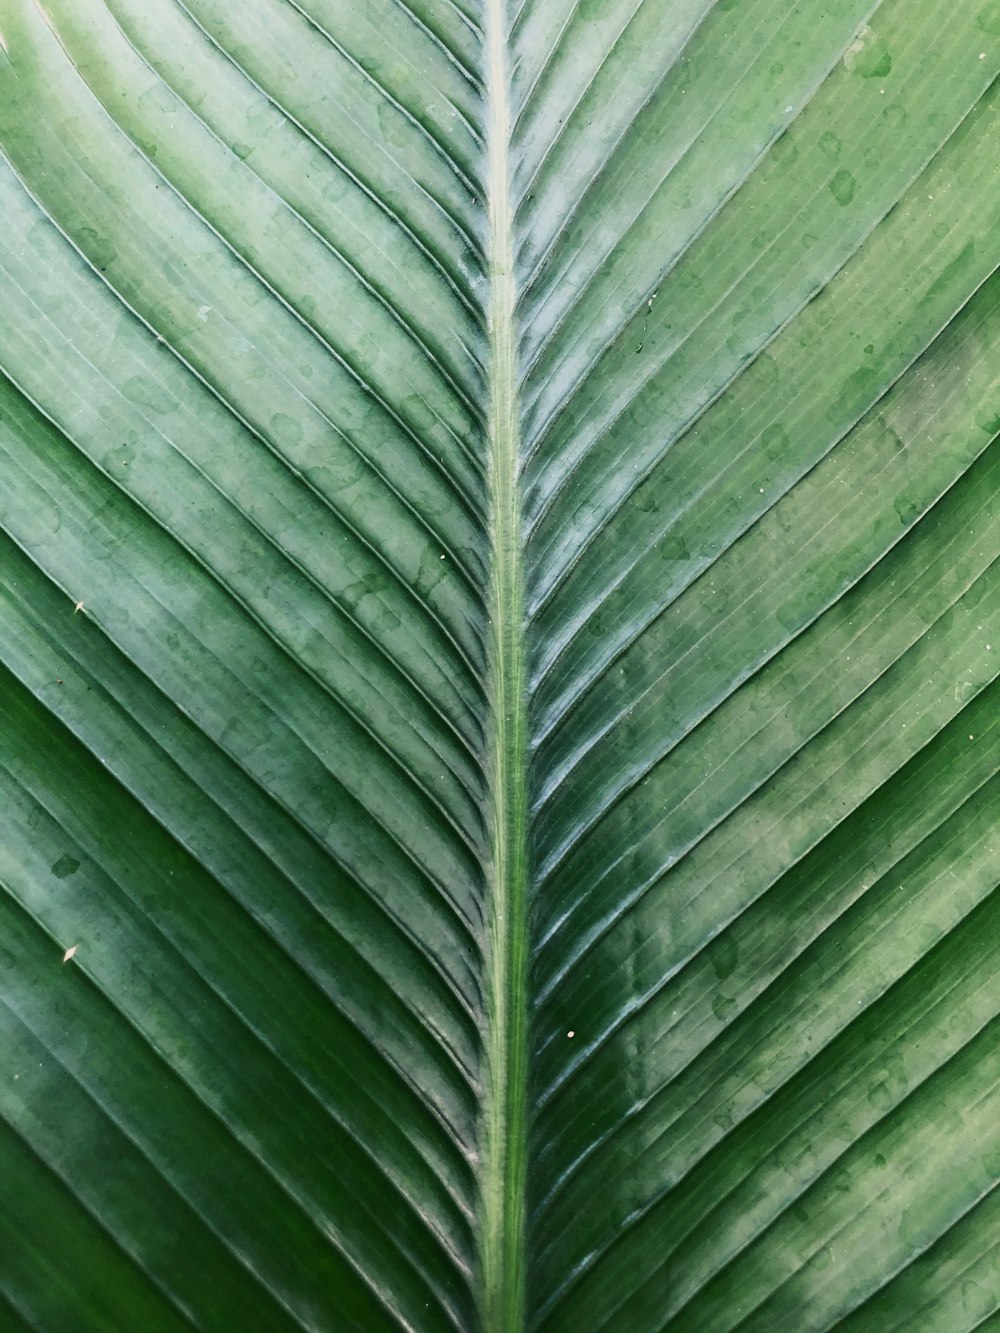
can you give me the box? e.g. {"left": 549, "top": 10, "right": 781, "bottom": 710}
{"left": 1, "top": 0, "right": 999, "bottom": 1329}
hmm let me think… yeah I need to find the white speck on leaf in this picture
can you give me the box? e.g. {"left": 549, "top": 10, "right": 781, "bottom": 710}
{"left": 567, "top": 1030, "right": 575, "bottom": 1039}
{"left": 73, "top": 600, "right": 84, "bottom": 614}
{"left": 62, "top": 945, "right": 78, "bottom": 963}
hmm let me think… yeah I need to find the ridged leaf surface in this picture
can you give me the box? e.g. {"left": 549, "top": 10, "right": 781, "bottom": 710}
{"left": 1, "top": 0, "right": 999, "bottom": 1329}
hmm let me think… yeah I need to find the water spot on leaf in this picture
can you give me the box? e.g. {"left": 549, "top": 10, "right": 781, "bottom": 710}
{"left": 925, "top": 242, "right": 976, "bottom": 302}
{"left": 576, "top": 0, "right": 609, "bottom": 24}
{"left": 322, "top": 173, "right": 349, "bottom": 205}
{"left": 377, "top": 101, "right": 410, "bottom": 149}
{"left": 844, "top": 25, "right": 893, "bottom": 78}
{"left": 270, "top": 411, "right": 304, "bottom": 448}
{"left": 830, "top": 169, "right": 856, "bottom": 206}
{"left": 754, "top": 353, "right": 780, "bottom": 389}
{"left": 829, "top": 364, "right": 878, "bottom": 420}
{"left": 343, "top": 572, "right": 401, "bottom": 636}
{"left": 137, "top": 83, "right": 176, "bottom": 116}
{"left": 78, "top": 227, "right": 117, "bottom": 273}
{"left": 770, "top": 130, "right": 798, "bottom": 166}
{"left": 761, "top": 423, "right": 789, "bottom": 462}
{"left": 341, "top": 568, "right": 390, "bottom": 614}
{"left": 883, "top": 423, "right": 905, "bottom": 453}
{"left": 660, "top": 534, "right": 690, "bottom": 562}
{"left": 416, "top": 544, "right": 449, "bottom": 597}
{"left": 819, "top": 131, "right": 842, "bottom": 157}
{"left": 776, "top": 595, "right": 808, "bottom": 635}
{"left": 52, "top": 855, "right": 80, "bottom": 880}
{"left": 308, "top": 447, "right": 366, "bottom": 492}
{"left": 831, "top": 1167, "right": 852, "bottom": 1194}
{"left": 246, "top": 103, "right": 283, "bottom": 138}
{"left": 862, "top": 49, "right": 892, "bottom": 77}
{"left": 124, "top": 376, "right": 174, "bottom": 414}
{"left": 961, "top": 1279, "right": 994, "bottom": 1321}
{"left": 16, "top": 492, "right": 62, "bottom": 544}
{"left": 867, "top": 1078, "right": 893, "bottom": 1112}
{"left": 899, "top": 1201, "right": 936, "bottom": 1254}
{"left": 709, "top": 932, "right": 738, "bottom": 980}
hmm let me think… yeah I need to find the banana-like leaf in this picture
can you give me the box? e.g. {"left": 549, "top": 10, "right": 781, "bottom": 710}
{"left": 2, "top": 0, "right": 999, "bottom": 1328}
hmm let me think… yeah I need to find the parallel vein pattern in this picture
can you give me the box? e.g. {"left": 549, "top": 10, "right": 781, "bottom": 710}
{"left": 0, "top": 1, "right": 489, "bottom": 1328}
{"left": 514, "top": 0, "right": 1000, "bottom": 1328}
{"left": 2, "top": 0, "right": 999, "bottom": 1330}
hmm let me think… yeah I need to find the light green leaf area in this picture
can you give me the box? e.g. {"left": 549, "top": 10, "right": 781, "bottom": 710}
{"left": 1, "top": 0, "right": 999, "bottom": 1328}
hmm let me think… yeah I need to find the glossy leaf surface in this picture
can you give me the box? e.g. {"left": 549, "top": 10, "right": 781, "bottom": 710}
{"left": 1, "top": 0, "right": 999, "bottom": 1328}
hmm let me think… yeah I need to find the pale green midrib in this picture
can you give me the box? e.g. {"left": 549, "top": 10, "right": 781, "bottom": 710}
{"left": 480, "top": 0, "right": 530, "bottom": 1329}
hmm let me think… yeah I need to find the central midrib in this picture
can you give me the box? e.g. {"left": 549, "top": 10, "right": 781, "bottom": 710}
{"left": 480, "top": 0, "right": 530, "bottom": 1328}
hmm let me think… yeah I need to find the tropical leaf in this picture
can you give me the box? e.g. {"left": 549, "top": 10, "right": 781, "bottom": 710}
{"left": 1, "top": 0, "right": 999, "bottom": 1329}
